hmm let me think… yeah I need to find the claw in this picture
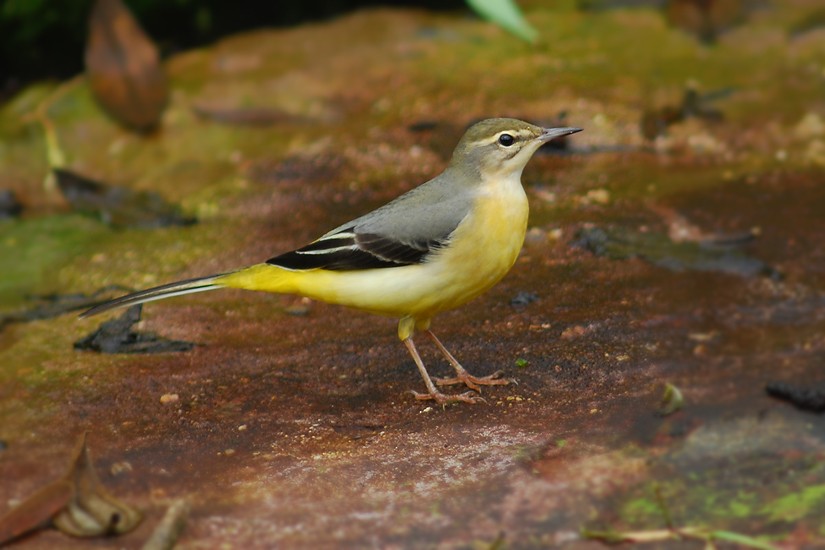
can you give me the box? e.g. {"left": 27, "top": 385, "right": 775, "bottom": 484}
{"left": 434, "top": 370, "right": 512, "bottom": 391}
{"left": 409, "top": 390, "right": 486, "bottom": 405}
{"left": 424, "top": 331, "right": 515, "bottom": 392}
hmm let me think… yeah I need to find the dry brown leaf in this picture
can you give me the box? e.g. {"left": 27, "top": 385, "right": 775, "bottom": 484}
{"left": 0, "top": 480, "right": 72, "bottom": 544}
{"left": 0, "top": 433, "right": 142, "bottom": 545}
{"left": 85, "top": 0, "right": 169, "bottom": 131}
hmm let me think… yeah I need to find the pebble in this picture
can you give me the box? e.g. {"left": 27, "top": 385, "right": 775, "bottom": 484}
{"left": 160, "top": 393, "right": 180, "bottom": 404}
{"left": 804, "top": 139, "right": 825, "bottom": 166}
{"left": 794, "top": 112, "right": 824, "bottom": 140}
{"left": 0, "top": 189, "right": 22, "bottom": 219}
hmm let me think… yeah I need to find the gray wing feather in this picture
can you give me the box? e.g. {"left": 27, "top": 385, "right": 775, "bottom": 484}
{"left": 268, "top": 170, "right": 474, "bottom": 271}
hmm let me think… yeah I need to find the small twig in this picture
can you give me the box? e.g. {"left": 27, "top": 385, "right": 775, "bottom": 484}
{"left": 141, "top": 499, "right": 190, "bottom": 550}
{"left": 653, "top": 484, "right": 674, "bottom": 530}
{"left": 20, "top": 77, "right": 82, "bottom": 191}
{"left": 583, "top": 525, "right": 777, "bottom": 548}
{"left": 582, "top": 487, "right": 779, "bottom": 549}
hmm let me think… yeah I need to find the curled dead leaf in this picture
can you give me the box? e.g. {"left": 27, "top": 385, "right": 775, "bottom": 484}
{"left": 0, "top": 433, "right": 142, "bottom": 545}
{"left": 85, "top": 0, "right": 168, "bottom": 131}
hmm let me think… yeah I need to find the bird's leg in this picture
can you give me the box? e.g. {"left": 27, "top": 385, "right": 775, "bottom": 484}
{"left": 403, "top": 338, "right": 482, "bottom": 404}
{"left": 398, "top": 317, "right": 482, "bottom": 405}
{"left": 425, "top": 330, "right": 511, "bottom": 391}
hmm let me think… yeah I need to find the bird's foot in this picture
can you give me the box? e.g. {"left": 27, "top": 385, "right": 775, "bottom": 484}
{"left": 434, "top": 370, "right": 513, "bottom": 392}
{"left": 410, "top": 390, "right": 486, "bottom": 405}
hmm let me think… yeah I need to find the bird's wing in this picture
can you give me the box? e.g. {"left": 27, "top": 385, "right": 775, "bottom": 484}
{"left": 267, "top": 228, "right": 444, "bottom": 270}
{"left": 267, "top": 176, "right": 473, "bottom": 271}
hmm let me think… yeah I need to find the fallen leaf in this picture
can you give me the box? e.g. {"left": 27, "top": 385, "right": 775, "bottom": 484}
{"left": 85, "top": 0, "right": 169, "bottom": 131}
{"left": 0, "top": 480, "right": 72, "bottom": 544}
{"left": 0, "top": 433, "right": 142, "bottom": 545}
{"left": 53, "top": 433, "right": 143, "bottom": 537}
{"left": 659, "top": 382, "right": 685, "bottom": 416}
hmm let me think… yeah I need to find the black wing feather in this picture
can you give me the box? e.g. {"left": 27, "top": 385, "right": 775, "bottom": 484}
{"left": 267, "top": 227, "right": 444, "bottom": 271}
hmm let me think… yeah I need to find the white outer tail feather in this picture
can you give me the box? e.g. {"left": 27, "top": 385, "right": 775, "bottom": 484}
{"left": 79, "top": 274, "right": 226, "bottom": 318}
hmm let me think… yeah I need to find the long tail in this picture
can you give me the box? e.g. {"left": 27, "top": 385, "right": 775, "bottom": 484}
{"left": 79, "top": 273, "right": 228, "bottom": 318}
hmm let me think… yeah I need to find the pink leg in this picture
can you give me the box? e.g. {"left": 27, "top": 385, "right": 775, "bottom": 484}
{"left": 403, "top": 338, "right": 484, "bottom": 405}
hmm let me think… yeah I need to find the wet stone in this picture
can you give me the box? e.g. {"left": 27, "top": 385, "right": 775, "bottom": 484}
{"left": 0, "top": 190, "right": 22, "bottom": 220}
{"left": 510, "top": 291, "right": 539, "bottom": 307}
{"left": 766, "top": 382, "right": 825, "bottom": 413}
{"left": 640, "top": 86, "right": 731, "bottom": 140}
{"left": 0, "top": 288, "right": 131, "bottom": 332}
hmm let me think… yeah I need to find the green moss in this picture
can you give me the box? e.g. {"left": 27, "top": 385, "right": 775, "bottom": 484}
{"left": 607, "top": 459, "right": 825, "bottom": 542}
{"left": 621, "top": 495, "right": 663, "bottom": 524}
{"left": 728, "top": 493, "right": 756, "bottom": 518}
{"left": 0, "top": 215, "right": 108, "bottom": 308}
{"left": 762, "top": 484, "right": 825, "bottom": 524}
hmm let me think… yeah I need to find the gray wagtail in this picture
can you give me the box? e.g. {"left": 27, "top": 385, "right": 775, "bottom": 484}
{"left": 81, "top": 118, "right": 583, "bottom": 404}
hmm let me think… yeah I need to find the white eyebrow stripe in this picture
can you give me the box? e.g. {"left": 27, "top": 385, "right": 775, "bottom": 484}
{"left": 495, "top": 129, "right": 533, "bottom": 140}
{"left": 465, "top": 129, "right": 535, "bottom": 148}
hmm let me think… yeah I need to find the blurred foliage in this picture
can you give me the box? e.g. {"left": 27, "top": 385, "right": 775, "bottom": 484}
{"left": 0, "top": 0, "right": 466, "bottom": 97}
{"left": 467, "top": 0, "right": 538, "bottom": 42}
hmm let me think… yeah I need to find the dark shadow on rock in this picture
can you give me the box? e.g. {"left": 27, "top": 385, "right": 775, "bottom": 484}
{"left": 0, "top": 287, "right": 131, "bottom": 331}
{"left": 766, "top": 382, "right": 825, "bottom": 413}
{"left": 55, "top": 168, "right": 196, "bottom": 229}
{"left": 74, "top": 305, "right": 195, "bottom": 354}
{"left": 572, "top": 225, "right": 779, "bottom": 278}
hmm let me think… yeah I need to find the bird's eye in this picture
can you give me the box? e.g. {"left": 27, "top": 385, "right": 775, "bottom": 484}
{"left": 498, "top": 134, "right": 515, "bottom": 147}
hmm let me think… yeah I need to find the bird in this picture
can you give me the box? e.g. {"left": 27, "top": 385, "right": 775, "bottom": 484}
{"left": 81, "top": 118, "right": 583, "bottom": 404}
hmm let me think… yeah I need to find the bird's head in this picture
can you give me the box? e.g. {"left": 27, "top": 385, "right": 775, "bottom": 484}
{"left": 450, "top": 118, "right": 582, "bottom": 180}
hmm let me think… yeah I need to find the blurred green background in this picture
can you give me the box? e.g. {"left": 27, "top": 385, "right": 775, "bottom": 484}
{"left": 0, "top": 0, "right": 466, "bottom": 97}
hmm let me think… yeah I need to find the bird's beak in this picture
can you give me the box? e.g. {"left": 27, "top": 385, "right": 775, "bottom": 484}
{"left": 539, "top": 126, "right": 583, "bottom": 142}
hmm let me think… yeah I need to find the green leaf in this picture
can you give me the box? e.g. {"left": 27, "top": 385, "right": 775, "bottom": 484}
{"left": 465, "top": 0, "right": 539, "bottom": 43}
{"left": 710, "top": 531, "right": 779, "bottom": 550}
{"left": 659, "top": 382, "right": 684, "bottom": 416}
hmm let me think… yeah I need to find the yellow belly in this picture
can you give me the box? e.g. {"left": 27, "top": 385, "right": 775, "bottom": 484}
{"left": 221, "top": 182, "right": 529, "bottom": 321}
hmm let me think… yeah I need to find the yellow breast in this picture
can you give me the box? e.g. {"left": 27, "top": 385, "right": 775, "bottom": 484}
{"left": 416, "top": 174, "right": 529, "bottom": 317}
